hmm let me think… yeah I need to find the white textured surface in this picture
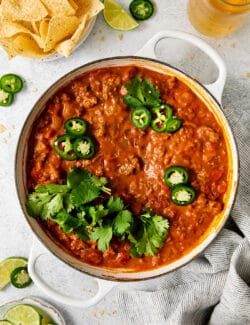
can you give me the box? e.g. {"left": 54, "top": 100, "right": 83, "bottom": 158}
{"left": 0, "top": 1, "right": 250, "bottom": 324}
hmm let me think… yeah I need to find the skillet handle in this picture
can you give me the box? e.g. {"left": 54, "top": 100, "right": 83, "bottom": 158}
{"left": 28, "top": 238, "right": 117, "bottom": 308}
{"left": 135, "top": 30, "right": 227, "bottom": 103}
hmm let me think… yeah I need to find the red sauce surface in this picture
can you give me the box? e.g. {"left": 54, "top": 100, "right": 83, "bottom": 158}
{"left": 27, "top": 66, "right": 229, "bottom": 271}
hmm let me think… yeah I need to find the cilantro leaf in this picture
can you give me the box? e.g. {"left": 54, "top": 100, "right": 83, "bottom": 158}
{"left": 123, "top": 95, "right": 143, "bottom": 109}
{"left": 64, "top": 193, "right": 75, "bottom": 213}
{"left": 124, "top": 78, "right": 161, "bottom": 109}
{"left": 68, "top": 168, "right": 111, "bottom": 206}
{"left": 36, "top": 184, "right": 68, "bottom": 194}
{"left": 26, "top": 191, "right": 64, "bottom": 220}
{"left": 137, "top": 79, "right": 160, "bottom": 106}
{"left": 88, "top": 204, "right": 109, "bottom": 227}
{"left": 125, "top": 77, "right": 142, "bottom": 97}
{"left": 90, "top": 174, "right": 111, "bottom": 195}
{"left": 50, "top": 209, "right": 69, "bottom": 226}
{"left": 70, "top": 180, "right": 100, "bottom": 207}
{"left": 66, "top": 167, "right": 90, "bottom": 189}
{"left": 41, "top": 193, "right": 64, "bottom": 220}
{"left": 113, "top": 210, "right": 133, "bottom": 236}
{"left": 26, "top": 191, "right": 52, "bottom": 217}
{"left": 89, "top": 225, "right": 113, "bottom": 252}
{"left": 76, "top": 227, "right": 90, "bottom": 241}
{"left": 130, "top": 212, "right": 169, "bottom": 257}
{"left": 106, "top": 196, "right": 124, "bottom": 213}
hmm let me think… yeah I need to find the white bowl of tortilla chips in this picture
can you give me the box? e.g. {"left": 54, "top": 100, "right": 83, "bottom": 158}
{"left": 0, "top": 0, "right": 104, "bottom": 59}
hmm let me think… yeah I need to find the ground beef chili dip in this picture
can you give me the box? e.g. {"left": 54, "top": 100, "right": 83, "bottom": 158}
{"left": 27, "top": 65, "right": 229, "bottom": 271}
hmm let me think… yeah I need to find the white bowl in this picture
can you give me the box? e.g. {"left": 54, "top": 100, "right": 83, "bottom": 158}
{"left": 0, "top": 296, "right": 66, "bottom": 325}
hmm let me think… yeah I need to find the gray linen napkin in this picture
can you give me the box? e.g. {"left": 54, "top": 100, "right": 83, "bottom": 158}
{"left": 114, "top": 79, "right": 250, "bottom": 324}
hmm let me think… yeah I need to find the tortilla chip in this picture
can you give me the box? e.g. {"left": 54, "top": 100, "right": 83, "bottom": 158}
{"left": 43, "top": 15, "right": 79, "bottom": 52}
{"left": 68, "top": 0, "right": 78, "bottom": 11}
{"left": 76, "top": 0, "right": 104, "bottom": 19}
{"left": 0, "top": 19, "right": 44, "bottom": 48}
{"left": 32, "top": 21, "right": 40, "bottom": 34}
{"left": 39, "top": 19, "right": 49, "bottom": 43}
{"left": 40, "top": 0, "right": 77, "bottom": 16}
{"left": 55, "top": 15, "right": 88, "bottom": 57}
{"left": 55, "top": 0, "right": 104, "bottom": 58}
{"left": 0, "top": 37, "right": 17, "bottom": 59}
{"left": 0, "top": 19, "right": 31, "bottom": 38}
{"left": 12, "top": 33, "right": 50, "bottom": 58}
{"left": 0, "top": 0, "right": 48, "bottom": 21}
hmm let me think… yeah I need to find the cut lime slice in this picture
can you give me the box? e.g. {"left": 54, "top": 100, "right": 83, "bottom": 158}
{"left": 37, "top": 308, "right": 53, "bottom": 325}
{"left": 0, "top": 257, "right": 28, "bottom": 290}
{"left": 0, "top": 321, "right": 14, "bottom": 324}
{"left": 3, "top": 304, "right": 41, "bottom": 325}
{"left": 103, "top": 0, "right": 139, "bottom": 31}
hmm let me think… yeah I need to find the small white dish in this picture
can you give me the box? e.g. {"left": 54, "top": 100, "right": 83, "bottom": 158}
{"left": 0, "top": 296, "right": 66, "bottom": 325}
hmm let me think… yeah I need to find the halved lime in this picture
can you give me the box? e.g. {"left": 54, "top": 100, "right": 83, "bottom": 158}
{"left": 0, "top": 257, "right": 28, "bottom": 290}
{"left": 36, "top": 308, "right": 53, "bottom": 325}
{"left": 0, "top": 321, "right": 14, "bottom": 324}
{"left": 103, "top": 0, "right": 139, "bottom": 31}
{"left": 3, "top": 304, "right": 41, "bottom": 325}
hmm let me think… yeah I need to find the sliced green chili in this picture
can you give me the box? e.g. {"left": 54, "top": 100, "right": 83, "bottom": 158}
{"left": 73, "top": 136, "right": 95, "bottom": 159}
{"left": 0, "top": 88, "right": 14, "bottom": 106}
{"left": 0, "top": 74, "right": 23, "bottom": 94}
{"left": 164, "top": 166, "right": 189, "bottom": 188}
{"left": 131, "top": 107, "right": 151, "bottom": 129}
{"left": 171, "top": 184, "right": 196, "bottom": 206}
{"left": 53, "top": 134, "right": 77, "bottom": 161}
{"left": 151, "top": 104, "right": 172, "bottom": 133}
{"left": 10, "top": 266, "right": 32, "bottom": 288}
{"left": 64, "top": 117, "right": 87, "bottom": 137}
{"left": 165, "top": 117, "right": 182, "bottom": 133}
{"left": 129, "top": 0, "right": 154, "bottom": 20}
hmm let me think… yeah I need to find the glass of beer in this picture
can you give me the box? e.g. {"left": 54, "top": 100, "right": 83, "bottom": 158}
{"left": 187, "top": 0, "right": 250, "bottom": 37}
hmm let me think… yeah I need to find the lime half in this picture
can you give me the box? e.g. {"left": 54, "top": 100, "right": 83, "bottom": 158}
{"left": 103, "top": 0, "right": 139, "bottom": 31}
{"left": 3, "top": 304, "right": 41, "bottom": 325}
{"left": 0, "top": 321, "right": 14, "bottom": 324}
{"left": 0, "top": 257, "right": 28, "bottom": 290}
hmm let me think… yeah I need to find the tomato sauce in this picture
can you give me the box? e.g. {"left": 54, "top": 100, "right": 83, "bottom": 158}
{"left": 27, "top": 65, "right": 229, "bottom": 271}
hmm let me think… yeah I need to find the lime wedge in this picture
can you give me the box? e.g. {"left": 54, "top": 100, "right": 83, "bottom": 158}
{"left": 0, "top": 321, "right": 14, "bottom": 324}
{"left": 3, "top": 304, "right": 41, "bottom": 325}
{"left": 103, "top": 0, "right": 139, "bottom": 31}
{"left": 0, "top": 257, "right": 28, "bottom": 290}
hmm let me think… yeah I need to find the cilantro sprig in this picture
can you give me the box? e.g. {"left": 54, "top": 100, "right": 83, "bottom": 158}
{"left": 26, "top": 167, "right": 169, "bottom": 258}
{"left": 123, "top": 77, "right": 160, "bottom": 109}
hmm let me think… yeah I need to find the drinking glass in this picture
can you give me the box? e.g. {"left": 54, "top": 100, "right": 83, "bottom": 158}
{"left": 187, "top": 0, "right": 250, "bottom": 37}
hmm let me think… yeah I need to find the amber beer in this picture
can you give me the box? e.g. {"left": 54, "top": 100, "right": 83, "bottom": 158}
{"left": 187, "top": 0, "right": 250, "bottom": 37}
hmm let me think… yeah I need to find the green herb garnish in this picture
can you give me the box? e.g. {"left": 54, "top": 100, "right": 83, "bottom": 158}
{"left": 123, "top": 77, "right": 182, "bottom": 134}
{"left": 129, "top": 210, "right": 169, "bottom": 257}
{"left": 123, "top": 77, "right": 160, "bottom": 108}
{"left": 26, "top": 167, "right": 169, "bottom": 258}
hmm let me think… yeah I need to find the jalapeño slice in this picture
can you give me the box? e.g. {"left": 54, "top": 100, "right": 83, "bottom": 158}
{"left": 171, "top": 184, "right": 196, "bottom": 206}
{"left": 165, "top": 117, "right": 182, "bottom": 133}
{"left": 131, "top": 107, "right": 151, "bottom": 129}
{"left": 0, "top": 88, "right": 13, "bottom": 106}
{"left": 64, "top": 117, "right": 87, "bottom": 137}
{"left": 151, "top": 104, "right": 173, "bottom": 133}
{"left": 164, "top": 166, "right": 189, "bottom": 188}
{"left": 73, "top": 136, "right": 95, "bottom": 159}
{"left": 10, "top": 266, "right": 32, "bottom": 288}
{"left": 53, "top": 134, "right": 77, "bottom": 161}
{"left": 129, "top": 0, "right": 154, "bottom": 20}
{"left": 0, "top": 74, "right": 23, "bottom": 94}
